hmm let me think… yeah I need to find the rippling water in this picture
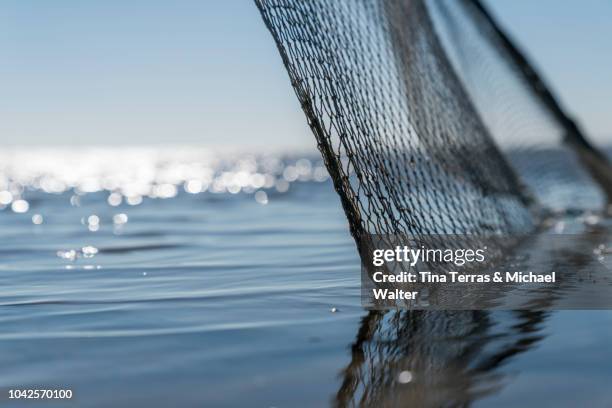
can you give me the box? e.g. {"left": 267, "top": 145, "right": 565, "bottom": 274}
{"left": 0, "top": 147, "right": 611, "bottom": 407}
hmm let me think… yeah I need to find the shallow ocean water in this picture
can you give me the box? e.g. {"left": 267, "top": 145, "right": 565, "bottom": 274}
{"left": 0, "top": 147, "right": 611, "bottom": 407}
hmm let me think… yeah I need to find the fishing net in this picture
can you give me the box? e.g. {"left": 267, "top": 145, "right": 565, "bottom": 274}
{"left": 254, "top": 2, "right": 611, "bottom": 403}
{"left": 427, "top": 0, "right": 611, "bottom": 210}
{"left": 254, "top": 0, "right": 611, "bottom": 258}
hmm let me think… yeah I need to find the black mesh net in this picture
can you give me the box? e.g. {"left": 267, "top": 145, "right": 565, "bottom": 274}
{"left": 428, "top": 0, "right": 611, "bottom": 210}
{"left": 254, "top": 0, "right": 611, "bottom": 258}
{"left": 254, "top": 2, "right": 611, "bottom": 405}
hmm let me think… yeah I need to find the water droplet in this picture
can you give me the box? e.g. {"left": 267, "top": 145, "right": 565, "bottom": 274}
{"left": 227, "top": 184, "right": 241, "bottom": 194}
{"left": 0, "top": 190, "right": 13, "bottom": 205}
{"left": 57, "top": 249, "right": 78, "bottom": 262}
{"left": 87, "top": 215, "right": 100, "bottom": 226}
{"left": 250, "top": 173, "right": 266, "bottom": 189}
{"left": 397, "top": 370, "right": 413, "bottom": 384}
{"left": 107, "top": 192, "right": 123, "bottom": 206}
{"left": 255, "top": 190, "right": 269, "bottom": 205}
{"left": 154, "top": 184, "right": 178, "bottom": 199}
{"left": 313, "top": 167, "right": 328, "bottom": 182}
{"left": 584, "top": 214, "right": 600, "bottom": 226}
{"left": 70, "top": 195, "right": 81, "bottom": 207}
{"left": 275, "top": 179, "right": 289, "bottom": 193}
{"left": 11, "top": 199, "right": 29, "bottom": 213}
{"left": 82, "top": 246, "right": 99, "bottom": 258}
{"left": 113, "top": 213, "right": 128, "bottom": 225}
{"left": 126, "top": 195, "right": 143, "bottom": 206}
{"left": 283, "top": 166, "right": 298, "bottom": 182}
{"left": 184, "top": 180, "right": 203, "bottom": 194}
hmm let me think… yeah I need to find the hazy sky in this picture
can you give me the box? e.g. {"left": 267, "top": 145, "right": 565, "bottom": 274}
{"left": 0, "top": 0, "right": 610, "bottom": 148}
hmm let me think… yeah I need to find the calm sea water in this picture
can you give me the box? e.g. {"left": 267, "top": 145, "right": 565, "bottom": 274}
{"left": 0, "top": 147, "right": 611, "bottom": 407}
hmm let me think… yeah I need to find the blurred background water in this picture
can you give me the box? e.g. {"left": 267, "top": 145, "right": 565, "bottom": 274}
{"left": 0, "top": 147, "right": 611, "bottom": 407}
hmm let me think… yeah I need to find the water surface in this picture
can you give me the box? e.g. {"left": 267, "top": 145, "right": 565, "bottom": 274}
{"left": 0, "top": 148, "right": 610, "bottom": 407}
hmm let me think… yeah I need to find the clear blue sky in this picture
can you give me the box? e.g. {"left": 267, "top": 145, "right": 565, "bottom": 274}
{"left": 0, "top": 0, "right": 610, "bottom": 147}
